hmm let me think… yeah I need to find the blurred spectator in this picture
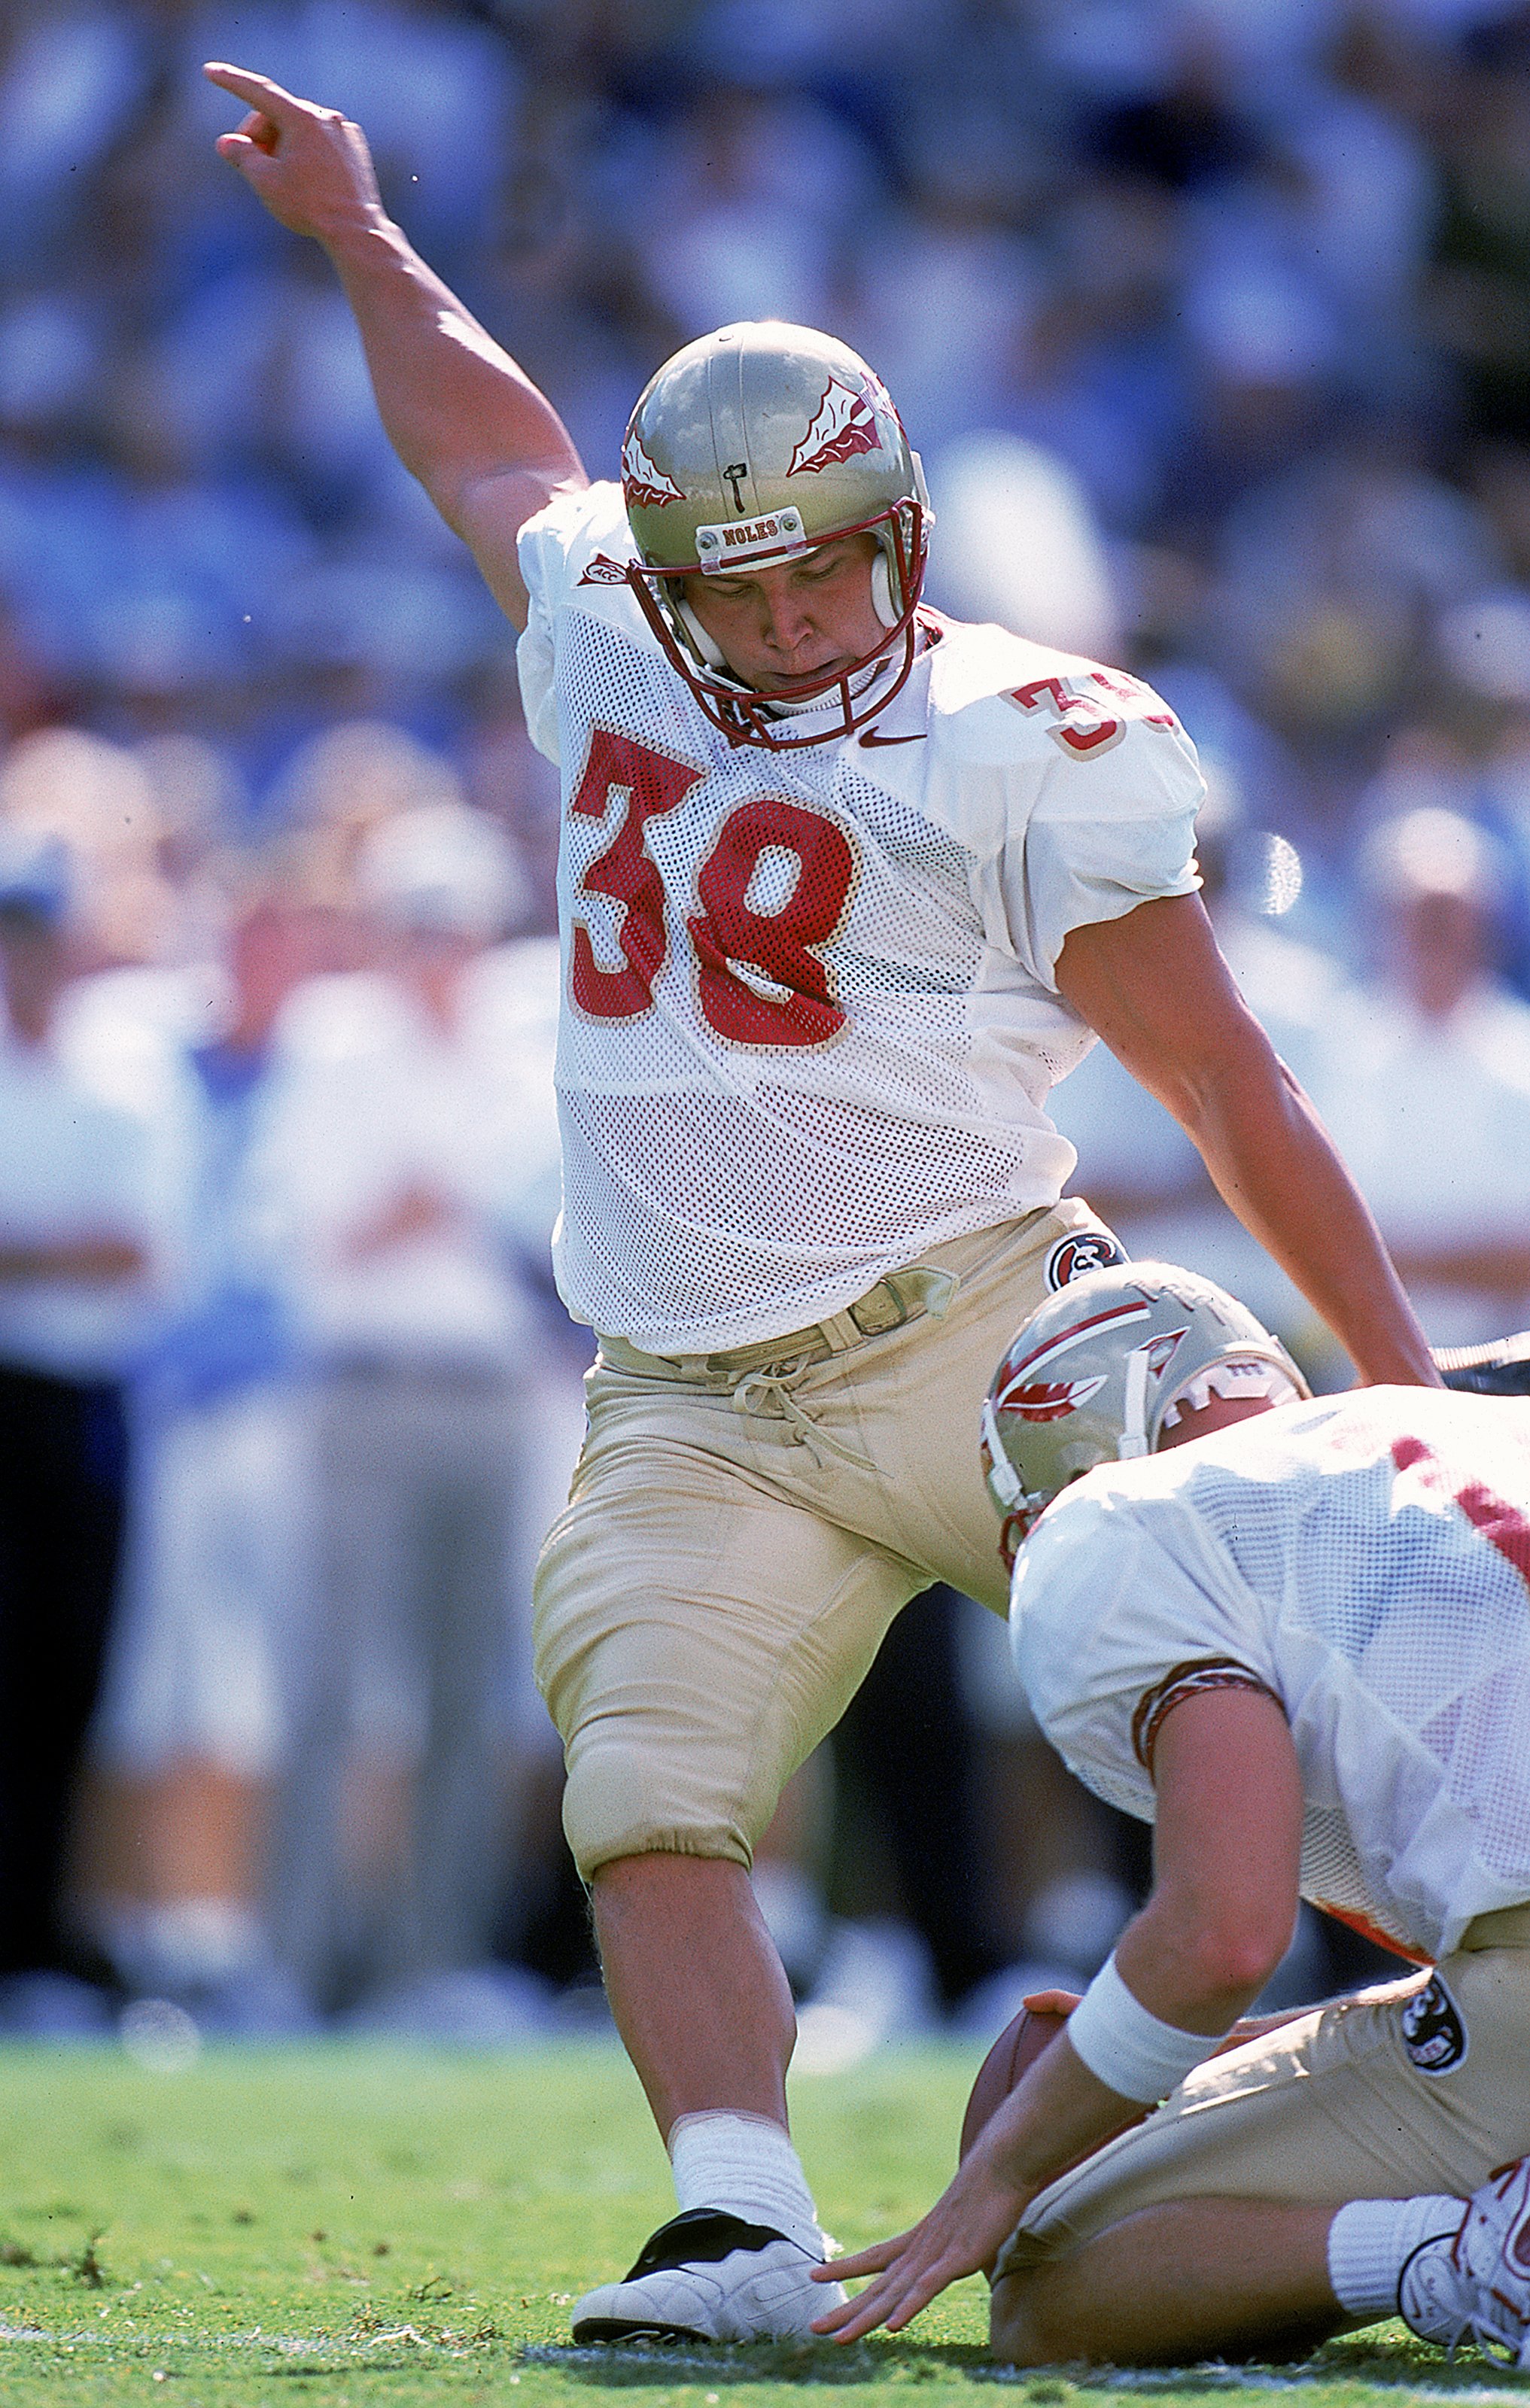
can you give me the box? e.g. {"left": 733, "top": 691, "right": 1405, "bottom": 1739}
{"left": 1477, "top": 710, "right": 1530, "bottom": 999}
{"left": 267, "top": 716, "right": 471, "bottom": 918}
{"left": 0, "top": 727, "right": 175, "bottom": 966}
{"left": 0, "top": 0, "right": 1516, "bottom": 829}
{"left": 0, "top": 825, "right": 154, "bottom": 2029}
{"left": 635, "top": 87, "right": 879, "bottom": 342}
{"left": 260, "top": 798, "right": 571, "bottom": 2033}
{"left": 1428, "top": 10, "right": 1530, "bottom": 439}
{"left": 1211, "top": 435, "right": 1506, "bottom": 746}
{"left": 76, "top": 879, "right": 327, "bottom": 2033}
{"left": 1309, "top": 804, "right": 1530, "bottom": 1348}
{"left": 925, "top": 433, "right": 1121, "bottom": 658}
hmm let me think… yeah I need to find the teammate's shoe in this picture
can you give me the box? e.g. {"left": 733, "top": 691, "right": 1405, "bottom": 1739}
{"left": 1400, "top": 2157, "right": 1530, "bottom": 2364}
{"left": 570, "top": 2208, "right": 846, "bottom": 2344}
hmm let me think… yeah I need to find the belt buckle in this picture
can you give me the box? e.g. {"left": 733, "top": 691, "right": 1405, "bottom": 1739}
{"left": 847, "top": 1279, "right": 910, "bottom": 1339}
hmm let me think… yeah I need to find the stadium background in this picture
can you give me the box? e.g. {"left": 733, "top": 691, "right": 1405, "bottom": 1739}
{"left": 1, "top": 0, "right": 1529, "bottom": 2049}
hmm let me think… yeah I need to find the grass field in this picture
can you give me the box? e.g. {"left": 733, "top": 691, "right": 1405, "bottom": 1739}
{"left": 0, "top": 2038, "right": 1519, "bottom": 2408}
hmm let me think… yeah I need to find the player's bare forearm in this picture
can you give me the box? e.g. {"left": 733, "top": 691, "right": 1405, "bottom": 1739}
{"left": 321, "top": 227, "right": 563, "bottom": 482}
{"left": 318, "top": 214, "right": 583, "bottom": 562}
{"left": 204, "top": 63, "right": 586, "bottom": 625}
{"left": 813, "top": 1965, "right": 1238, "bottom": 2348}
{"left": 1180, "top": 1054, "right": 1438, "bottom": 1385}
{"left": 1055, "top": 897, "right": 1440, "bottom": 1387}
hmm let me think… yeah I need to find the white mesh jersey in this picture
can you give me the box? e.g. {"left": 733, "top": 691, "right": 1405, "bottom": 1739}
{"left": 518, "top": 482, "right": 1202, "bottom": 1352}
{"left": 1010, "top": 1387, "right": 1530, "bottom": 1962}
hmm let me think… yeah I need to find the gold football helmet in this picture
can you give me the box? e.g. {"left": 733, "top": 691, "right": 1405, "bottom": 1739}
{"left": 621, "top": 320, "right": 932, "bottom": 748}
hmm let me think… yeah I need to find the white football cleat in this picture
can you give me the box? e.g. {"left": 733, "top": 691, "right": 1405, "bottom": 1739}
{"left": 570, "top": 2209, "right": 846, "bottom": 2345}
{"left": 1400, "top": 2157, "right": 1530, "bottom": 2365}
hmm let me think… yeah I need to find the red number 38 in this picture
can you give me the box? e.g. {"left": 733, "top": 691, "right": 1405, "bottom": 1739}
{"left": 567, "top": 728, "right": 856, "bottom": 1047}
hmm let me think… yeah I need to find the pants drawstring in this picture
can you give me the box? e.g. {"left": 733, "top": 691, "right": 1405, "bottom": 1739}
{"left": 729, "top": 1358, "right": 875, "bottom": 1473}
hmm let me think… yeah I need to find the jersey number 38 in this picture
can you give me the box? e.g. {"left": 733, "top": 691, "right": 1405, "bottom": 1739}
{"left": 568, "top": 727, "right": 855, "bottom": 1047}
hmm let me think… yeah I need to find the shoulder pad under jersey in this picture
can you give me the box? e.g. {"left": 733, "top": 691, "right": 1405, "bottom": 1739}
{"left": 926, "top": 620, "right": 1188, "bottom": 769}
{"left": 519, "top": 481, "right": 653, "bottom": 643}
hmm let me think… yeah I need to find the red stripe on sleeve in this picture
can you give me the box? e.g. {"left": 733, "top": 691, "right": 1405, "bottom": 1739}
{"left": 1392, "top": 1434, "right": 1530, "bottom": 1586}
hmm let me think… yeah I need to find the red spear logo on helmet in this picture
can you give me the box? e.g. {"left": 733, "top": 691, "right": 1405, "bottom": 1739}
{"left": 622, "top": 428, "right": 684, "bottom": 509}
{"left": 786, "top": 377, "right": 882, "bottom": 477}
{"left": 998, "top": 1375, "right": 1109, "bottom": 1422}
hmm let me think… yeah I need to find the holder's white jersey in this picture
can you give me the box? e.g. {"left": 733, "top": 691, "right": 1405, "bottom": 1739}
{"left": 518, "top": 483, "right": 1201, "bottom": 1354}
{"left": 1011, "top": 1387, "right": 1530, "bottom": 1963}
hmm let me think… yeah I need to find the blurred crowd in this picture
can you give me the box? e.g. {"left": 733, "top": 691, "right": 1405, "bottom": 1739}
{"left": 3, "top": 0, "right": 1530, "bottom": 2050}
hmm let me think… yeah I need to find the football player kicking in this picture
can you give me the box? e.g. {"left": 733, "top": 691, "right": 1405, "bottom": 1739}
{"left": 811, "top": 1264, "right": 1530, "bottom": 2367}
{"left": 205, "top": 66, "right": 1441, "bottom": 2347}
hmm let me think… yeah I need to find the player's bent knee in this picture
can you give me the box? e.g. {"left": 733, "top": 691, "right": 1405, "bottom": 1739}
{"left": 988, "top": 2267, "right": 1060, "bottom": 2367}
{"left": 561, "top": 1736, "right": 753, "bottom": 1882}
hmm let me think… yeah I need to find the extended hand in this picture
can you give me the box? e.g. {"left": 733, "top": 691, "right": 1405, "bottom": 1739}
{"left": 808, "top": 2153, "right": 1032, "bottom": 2343}
{"left": 204, "top": 62, "right": 385, "bottom": 241}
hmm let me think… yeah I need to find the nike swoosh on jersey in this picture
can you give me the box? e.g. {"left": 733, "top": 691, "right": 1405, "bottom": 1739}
{"left": 858, "top": 728, "right": 926, "bottom": 746}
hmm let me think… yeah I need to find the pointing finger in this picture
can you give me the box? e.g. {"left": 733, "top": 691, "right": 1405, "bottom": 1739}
{"left": 202, "top": 62, "right": 317, "bottom": 124}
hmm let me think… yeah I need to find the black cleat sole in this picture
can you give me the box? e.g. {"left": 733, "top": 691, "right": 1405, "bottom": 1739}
{"left": 571, "top": 2318, "right": 712, "bottom": 2345}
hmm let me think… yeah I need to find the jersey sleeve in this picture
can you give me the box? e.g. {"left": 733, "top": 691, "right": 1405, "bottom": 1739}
{"left": 515, "top": 482, "right": 634, "bottom": 768}
{"left": 999, "top": 711, "right": 1204, "bottom": 990}
{"left": 1008, "top": 1477, "right": 1271, "bottom": 1823}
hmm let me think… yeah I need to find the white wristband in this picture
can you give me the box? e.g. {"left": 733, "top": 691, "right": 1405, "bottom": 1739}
{"left": 1063, "top": 1953, "right": 1221, "bottom": 2104}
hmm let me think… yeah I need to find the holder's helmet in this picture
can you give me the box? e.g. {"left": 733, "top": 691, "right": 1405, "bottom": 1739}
{"left": 981, "top": 1263, "right": 1309, "bottom": 1569}
{"left": 621, "top": 321, "right": 932, "bottom": 749}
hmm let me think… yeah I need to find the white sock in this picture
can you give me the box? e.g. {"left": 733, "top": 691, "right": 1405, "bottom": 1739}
{"left": 668, "top": 2112, "right": 823, "bottom": 2257}
{"left": 1327, "top": 2195, "right": 1465, "bottom": 2319}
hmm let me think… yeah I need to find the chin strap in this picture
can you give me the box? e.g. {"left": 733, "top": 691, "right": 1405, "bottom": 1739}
{"left": 762, "top": 640, "right": 906, "bottom": 720}
{"left": 981, "top": 1394, "right": 1024, "bottom": 1506}
{"left": 871, "top": 549, "right": 898, "bottom": 628}
{"left": 676, "top": 597, "right": 728, "bottom": 670}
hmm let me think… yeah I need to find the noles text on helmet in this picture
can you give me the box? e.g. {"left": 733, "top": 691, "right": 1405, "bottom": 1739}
{"left": 621, "top": 321, "right": 933, "bottom": 749}
{"left": 981, "top": 1262, "right": 1309, "bottom": 1569}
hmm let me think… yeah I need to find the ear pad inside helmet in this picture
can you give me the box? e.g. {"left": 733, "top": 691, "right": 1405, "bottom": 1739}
{"left": 677, "top": 597, "right": 727, "bottom": 670}
{"left": 871, "top": 547, "right": 899, "bottom": 629}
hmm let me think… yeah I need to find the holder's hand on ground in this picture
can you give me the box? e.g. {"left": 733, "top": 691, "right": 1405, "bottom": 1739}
{"left": 205, "top": 62, "right": 384, "bottom": 241}
{"left": 809, "top": 2151, "right": 1033, "bottom": 2343}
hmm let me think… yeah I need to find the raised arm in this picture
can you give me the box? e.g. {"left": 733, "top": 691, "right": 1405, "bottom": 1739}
{"left": 205, "top": 62, "right": 587, "bottom": 628}
{"left": 1054, "top": 893, "right": 1441, "bottom": 1388}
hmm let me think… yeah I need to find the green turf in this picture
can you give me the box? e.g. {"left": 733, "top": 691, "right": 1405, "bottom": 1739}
{"left": 0, "top": 2039, "right": 1516, "bottom": 2406}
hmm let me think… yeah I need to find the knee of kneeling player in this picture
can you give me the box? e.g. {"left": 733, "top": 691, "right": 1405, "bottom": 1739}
{"left": 989, "top": 2267, "right": 1067, "bottom": 2367}
{"left": 992, "top": 2258, "right": 1136, "bottom": 2367}
{"left": 561, "top": 1738, "right": 755, "bottom": 1882}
